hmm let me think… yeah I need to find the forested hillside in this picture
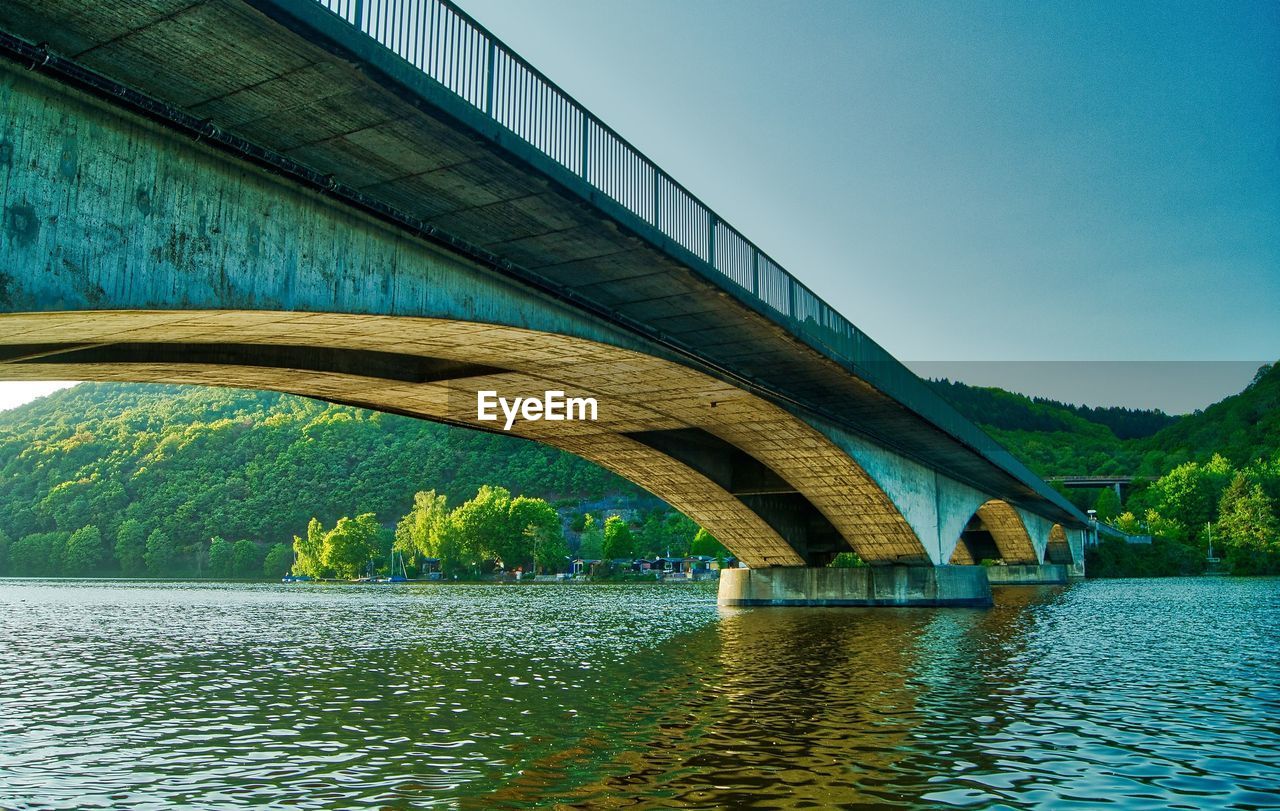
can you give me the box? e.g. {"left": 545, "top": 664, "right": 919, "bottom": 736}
{"left": 931, "top": 364, "right": 1280, "bottom": 576}
{"left": 0, "top": 384, "right": 640, "bottom": 576}
{"left": 0, "top": 362, "right": 1275, "bottom": 579}
{"left": 927, "top": 363, "right": 1280, "bottom": 477}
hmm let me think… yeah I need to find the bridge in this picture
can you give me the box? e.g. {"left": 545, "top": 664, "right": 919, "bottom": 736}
{"left": 1047, "top": 475, "right": 1156, "bottom": 501}
{"left": 0, "top": 0, "right": 1088, "bottom": 605}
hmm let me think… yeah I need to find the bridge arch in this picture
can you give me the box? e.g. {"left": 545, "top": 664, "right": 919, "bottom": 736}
{"left": 1044, "top": 524, "right": 1074, "bottom": 565}
{"left": 0, "top": 310, "right": 932, "bottom": 568}
{"left": 947, "top": 499, "right": 1039, "bottom": 565}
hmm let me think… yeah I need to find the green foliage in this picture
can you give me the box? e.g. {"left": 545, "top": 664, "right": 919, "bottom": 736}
{"left": 634, "top": 511, "right": 699, "bottom": 558}
{"left": 601, "top": 515, "right": 634, "bottom": 561}
{"left": 0, "top": 529, "right": 10, "bottom": 576}
{"left": 0, "top": 382, "right": 638, "bottom": 578}
{"left": 1093, "top": 487, "right": 1122, "bottom": 521}
{"left": 394, "top": 489, "right": 449, "bottom": 563}
{"left": 114, "top": 519, "right": 147, "bottom": 576}
{"left": 1085, "top": 536, "right": 1204, "bottom": 578}
{"left": 292, "top": 518, "right": 327, "bottom": 578}
{"left": 263, "top": 542, "right": 293, "bottom": 578}
{"left": 425, "top": 487, "right": 567, "bottom": 575}
{"left": 509, "top": 495, "right": 566, "bottom": 574}
{"left": 10, "top": 531, "right": 68, "bottom": 576}
{"left": 449, "top": 485, "right": 514, "bottom": 572}
{"left": 144, "top": 529, "right": 182, "bottom": 577}
{"left": 231, "top": 539, "right": 263, "bottom": 578}
{"left": 577, "top": 513, "right": 604, "bottom": 560}
{"left": 930, "top": 363, "right": 1280, "bottom": 478}
{"left": 1149, "top": 455, "right": 1233, "bottom": 540}
{"left": 321, "top": 514, "right": 382, "bottom": 579}
{"left": 1217, "top": 473, "right": 1278, "bottom": 556}
{"left": 828, "top": 552, "right": 866, "bottom": 568}
{"left": 63, "top": 525, "right": 103, "bottom": 576}
{"left": 207, "top": 537, "right": 233, "bottom": 578}
{"left": 6, "top": 366, "right": 1277, "bottom": 582}
{"left": 689, "top": 528, "right": 728, "bottom": 558}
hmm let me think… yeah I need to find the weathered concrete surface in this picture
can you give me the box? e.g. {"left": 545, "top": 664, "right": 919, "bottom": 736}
{"left": 717, "top": 566, "right": 993, "bottom": 607}
{"left": 984, "top": 564, "right": 1068, "bottom": 586}
{"left": 810, "top": 414, "right": 994, "bottom": 565}
{"left": 947, "top": 500, "right": 1042, "bottom": 565}
{"left": 1017, "top": 508, "right": 1059, "bottom": 563}
{"left": 1066, "top": 528, "right": 1087, "bottom": 578}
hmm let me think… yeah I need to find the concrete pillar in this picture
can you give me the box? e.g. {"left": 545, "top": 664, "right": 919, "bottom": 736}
{"left": 983, "top": 564, "right": 1068, "bottom": 585}
{"left": 1067, "top": 529, "right": 1087, "bottom": 578}
{"left": 717, "top": 566, "right": 993, "bottom": 607}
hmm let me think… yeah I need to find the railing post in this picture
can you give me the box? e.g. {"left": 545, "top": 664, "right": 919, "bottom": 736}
{"left": 485, "top": 41, "right": 495, "bottom": 116}
{"left": 652, "top": 169, "right": 660, "bottom": 228}
{"left": 708, "top": 215, "right": 716, "bottom": 268}
{"left": 580, "top": 114, "right": 589, "bottom": 181}
{"left": 787, "top": 280, "right": 795, "bottom": 318}
{"left": 353, "top": 0, "right": 364, "bottom": 30}
{"left": 752, "top": 247, "right": 759, "bottom": 295}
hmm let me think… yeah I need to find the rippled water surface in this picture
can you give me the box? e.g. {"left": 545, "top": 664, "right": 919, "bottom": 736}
{"left": 1, "top": 577, "right": 1278, "bottom": 809}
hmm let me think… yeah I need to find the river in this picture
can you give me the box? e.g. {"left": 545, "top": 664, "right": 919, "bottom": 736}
{"left": 0, "top": 577, "right": 1277, "bottom": 809}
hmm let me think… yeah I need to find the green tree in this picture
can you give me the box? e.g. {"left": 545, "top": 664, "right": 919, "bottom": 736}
{"left": 114, "top": 519, "right": 147, "bottom": 576}
{"left": 829, "top": 551, "right": 866, "bottom": 568}
{"left": 601, "top": 515, "right": 634, "bottom": 560}
{"left": 1093, "top": 487, "right": 1122, "bottom": 520}
{"left": 321, "top": 513, "right": 382, "bottom": 578}
{"left": 292, "top": 518, "right": 327, "bottom": 577}
{"left": 1150, "top": 455, "right": 1234, "bottom": 542}
{"left": 0, "top": 529, "right": 9, "bottom": 576}
{"left": 434, "top": 515, "right": 479, "bottom": 578}
{"left": 690, "top": 527, "right": 728, "bottom": 558}
{"left": 394, "top": 489, "right": 449, "bottom": 563}
{"left": 1113, "top": 511, "right": 1143, "bottom": 535}
{"left": 510, "top": 495, "right": 566, "bottom": 573}
{"left": 450, "top": 486, "right": 515, "bottom": 570}
{"left": 231, "top": 539, "right": 263, "bottom": 578}
{"left": 263, "top": 542, "right": 293, "bottom": 578}
{"left": 144, "top": 528, "right": 182, "bottom": 576}
{"left": 63, "top": 525, "right": 103, "bottom": 576}
{"left": 1218, "top": 473, "right": 1278, "bottom": 554}
{"left": 9, "top": 532, "right": 68, "bottom": 576}
{"left": 207, "top": 536, "right": 234, "bottom": 578}
{"left": 577, "top": 513, "right": 604, "bottom": 559}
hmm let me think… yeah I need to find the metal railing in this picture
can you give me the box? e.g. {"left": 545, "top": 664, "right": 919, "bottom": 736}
{"left": 313, "top": 0, "right": 887, "bottom": 370}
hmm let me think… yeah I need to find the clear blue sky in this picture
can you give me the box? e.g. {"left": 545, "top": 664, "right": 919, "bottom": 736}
{"left": 2, "top": 1, "right": 1275, "bottom": 414}
{"left": 451, "top": 0, "right": 1279, "bottom": 410}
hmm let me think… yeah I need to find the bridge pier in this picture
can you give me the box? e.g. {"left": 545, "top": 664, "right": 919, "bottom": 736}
{"left": 717, "top": 566, "right": 993, "bottom": 608}
{"left": 983, "top": 564, "right": 1068, "bottom": 585}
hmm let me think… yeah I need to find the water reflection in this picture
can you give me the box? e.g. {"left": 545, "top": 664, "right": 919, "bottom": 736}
{"left": 1, "top": 578, "right": 1278, "bottom": 810}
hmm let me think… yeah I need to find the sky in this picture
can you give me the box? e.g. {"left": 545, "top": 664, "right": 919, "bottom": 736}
{"left": 448, "top": 0, "right": 1278, "bottom": 410}
{"left": 2, "top": 1, "right": 1276, "bottom": 415}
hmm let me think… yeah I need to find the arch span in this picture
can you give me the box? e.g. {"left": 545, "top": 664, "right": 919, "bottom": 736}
{"left": 947, "top": 499, "right": 1039, "bottom": 565}
{"left": 1044, "top": 524, "right": 1074, "bottom": 565}
{"left": 0, "top": 310, "right": 933, "bottom": 568}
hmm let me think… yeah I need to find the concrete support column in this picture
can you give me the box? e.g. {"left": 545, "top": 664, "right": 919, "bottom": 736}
{"left": 717, "top": 566, "right": 992, "bottom": 607}
{"left": 1067, "top": 529, "right": 1087, "bottom": 578}
{"left": 984, "top": 564, "right": 1068, "bottom": 585}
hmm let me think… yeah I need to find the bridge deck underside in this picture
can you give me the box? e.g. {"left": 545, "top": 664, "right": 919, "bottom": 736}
{"left": 0, "top": 310, "right": 933, "bottom": 567}
{"left": 0, "top": 0, "right": 1082, "bottom": 528}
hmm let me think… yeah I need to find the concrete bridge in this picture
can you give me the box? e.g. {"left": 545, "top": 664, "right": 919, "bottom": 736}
{"left": 0, "top": 0, "right": 1086, "bottom": 605}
